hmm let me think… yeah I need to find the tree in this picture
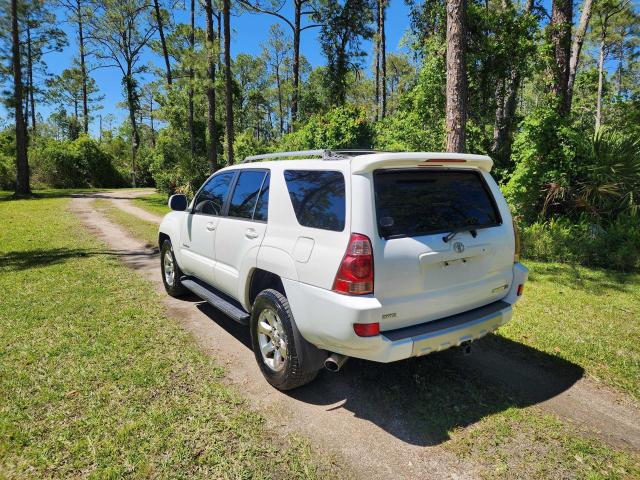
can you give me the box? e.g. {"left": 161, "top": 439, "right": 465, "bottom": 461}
{"left": 57, "top": 0, "right": 91, "bottom": 133}
{"left": 318, "top": 0, "right": 374, "bottom": 106}
{"left": 567, "top": 0, "right": 594, "bottom": 112}
{"left": 262, "top": 24, "right": 291, "bottom": 135}
{"left": 188, "top": 0, "right": 196, "bottom": 157}
{"left": 374, "top": 0, "right": 387, "bottom": 119}
{"left": 593, "top": 0, "right": 629, "bottom": 129}
{"left": 46, "top": 66, "right": 103, "bottom": 136}
{"left": 490, "top": 0, "right": 538, "bottom": 165}
{"left": 202, "top": 0, "right": 218, "bottom": 172}
{"left": 445, "top": 0, "right": 466, "bottom": 152}
{"left": 223, "top": 0, "right": 234, "bottom": 164}
{"left": 19, "top": 0, "right": 66, "bottom": 135}
{"left": 11, "top": 0, "right": 31, "bottom": 195}
{"left": 152, "top": 0, "right": 173, "bottom": 84}
{"left": 550, "top": 0, "right": 572, "bottom": 115}
{"left": 239, "top": 0, "right": 322, "bottom": 126}
{"left": 87, "top": 0, "right": 157, "bottom": 186}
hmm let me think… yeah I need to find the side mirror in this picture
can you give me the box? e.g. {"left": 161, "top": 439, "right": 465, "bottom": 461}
{"left": 168, "top": 194, "right": 188, "bottom": 211}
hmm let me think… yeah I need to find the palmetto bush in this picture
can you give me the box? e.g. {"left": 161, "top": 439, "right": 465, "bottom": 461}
{"left": 506, "top": 109, "right": 640, "bottom": 222}
{"left": 576, "top": 128, "right": 640, "bottom": 217}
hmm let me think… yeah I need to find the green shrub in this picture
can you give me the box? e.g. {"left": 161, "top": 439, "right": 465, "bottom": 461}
{"left": 520, "top": 215, "right": 640, "bottom": 271}
{"left": 150, "top": 130, "right": 209, "bottom": 196}
{"left": 234, "top": 131, "right": 270, "bottom": 163}
{"left": 30, "top": 136, "right": 125, "bottom": 188}
{"left": 505, "top": 109, "right": 640, "bottom": 223}
{"left": 280, "top": 105, "right": 373, "bottom": 151}
{"left": 0, "top": 154, "right": 15, "bottom": 190}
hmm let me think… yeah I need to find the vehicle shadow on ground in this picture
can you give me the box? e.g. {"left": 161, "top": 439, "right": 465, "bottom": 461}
{"left": 195, "top": 304, "right": 584, "bottom": 447}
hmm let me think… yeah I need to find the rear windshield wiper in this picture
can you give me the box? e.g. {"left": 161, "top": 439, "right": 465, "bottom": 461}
{"left": 442, "top": 224, "right": 484, "bottom": 243}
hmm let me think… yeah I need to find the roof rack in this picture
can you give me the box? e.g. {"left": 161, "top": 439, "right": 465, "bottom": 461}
{"left": 242, "top": 149, "right": 378, "bottom": 163}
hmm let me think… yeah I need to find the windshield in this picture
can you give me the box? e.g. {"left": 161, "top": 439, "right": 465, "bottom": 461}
{"left": 373, "top": 169, "right": 501, "bottom": 238}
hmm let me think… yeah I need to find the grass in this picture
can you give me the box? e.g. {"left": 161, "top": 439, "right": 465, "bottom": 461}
{"left": 94, "top": 198, "right": 160, "bottom": 247}
{"left": 131, "top": 191, "right": 171, "bottom": 217}
{"left": 448, "top": 407, "right": 639, "bottom": 479}
{"left": 62, "top": 193, "right": 640, "bottom": 479}
{"left": 503, "top": 260, "right": 640, "bottom": 400}
{"left": 0, "top": 196, "right": 336, "bottom": 478}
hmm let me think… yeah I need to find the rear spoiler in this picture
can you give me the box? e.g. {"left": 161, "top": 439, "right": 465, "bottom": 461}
{"left": 350, "top": 152, "right": 493, "bottom": 174}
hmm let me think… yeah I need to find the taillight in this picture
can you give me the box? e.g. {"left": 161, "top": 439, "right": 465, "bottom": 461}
{"left": 512, "top": 218, "right": 521, "bottom": 263}
{"left": 353, "top": 322, "right": 380, "bottom": 337}
{"left": 332, "top": 233, "right": 374, "bottom": 295}
{"left": 517, "top": 284, "right": 524, "bottom": 296}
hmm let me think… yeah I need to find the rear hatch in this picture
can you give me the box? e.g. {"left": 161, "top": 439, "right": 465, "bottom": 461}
{"left": 369, "top": 167, "right": 514, "bottom": 331}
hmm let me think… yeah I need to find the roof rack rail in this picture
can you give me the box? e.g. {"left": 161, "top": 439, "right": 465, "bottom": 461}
{"left": 242, "top": 149, "right": 378, "bottom": 163}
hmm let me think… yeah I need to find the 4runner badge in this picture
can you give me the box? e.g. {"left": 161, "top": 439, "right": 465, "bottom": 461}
{"left": 453, "top": 241, "right": 465, "bottom": 253}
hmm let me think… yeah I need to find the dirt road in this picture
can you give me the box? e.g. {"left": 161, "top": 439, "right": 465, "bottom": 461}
{"left": 69, "top": 190, "right": 640, "bottom": 479}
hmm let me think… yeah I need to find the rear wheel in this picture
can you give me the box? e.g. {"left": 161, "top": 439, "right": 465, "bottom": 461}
{"left": 250, "top": 289, "right": 318, "bottom": 390}
{"left": 160, "top": 239, "right": 187, "bottom": 297}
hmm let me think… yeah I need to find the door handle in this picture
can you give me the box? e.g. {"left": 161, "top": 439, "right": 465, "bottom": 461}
{"left": 206, "top": 222, "right": 216, "bottom": 231}
{"left": 245, "top": 228, "right": 259, "bottom": 239}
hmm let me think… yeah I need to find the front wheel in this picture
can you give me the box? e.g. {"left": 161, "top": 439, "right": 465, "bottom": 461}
{"left": 160, "top": 239, "right": 187, "bottom": 297}
{"left": 250, "top": 289, "right": 319, "bottom": 390}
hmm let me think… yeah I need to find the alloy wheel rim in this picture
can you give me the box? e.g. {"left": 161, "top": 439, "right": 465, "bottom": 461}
{"left": 163, "top": 250, "right": 175, "bottom": 286}
{"left": 257, "top": 308, "right": 287, "bottom": 372}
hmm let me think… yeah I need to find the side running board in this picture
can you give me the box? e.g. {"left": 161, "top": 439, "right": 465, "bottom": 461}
{"left": 180, "top": 276, "right": 250, "bottom": 325}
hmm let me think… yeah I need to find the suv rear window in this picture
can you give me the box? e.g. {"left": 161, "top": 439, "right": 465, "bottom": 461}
{"left": 373, "top": 169, "right": 501, "bottom": 238}
{"left": 284, "top": 170, "right": 345, "bottom": 231}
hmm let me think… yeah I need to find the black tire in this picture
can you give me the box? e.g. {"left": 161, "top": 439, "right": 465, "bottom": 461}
{"left": 160, "top": 239, "right": 187, "bottom": 297}
{"left": 250, "top": 289, "right": 319, "bottom": 390}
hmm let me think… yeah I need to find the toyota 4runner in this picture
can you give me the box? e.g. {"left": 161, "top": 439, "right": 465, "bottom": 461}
{"left": 158, "top": 150, "right": 528, "bottom": 390}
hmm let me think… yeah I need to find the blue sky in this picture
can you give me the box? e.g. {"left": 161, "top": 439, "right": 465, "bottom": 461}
{"left": 8, "top": 1, "right": 413, "bottom": 135}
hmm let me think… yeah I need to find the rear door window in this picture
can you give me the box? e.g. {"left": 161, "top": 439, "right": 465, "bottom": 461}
{"left": 373, "top": 169, "right": 501, "bottom": 238}
{"left": 253, "top": 172, "right": 270, "bottom": 221}
{"left": 228, "top": 170, "right": 268, "bottom": 219}
{"left": 284, "top": 170, "right": 345, "bottom": 231}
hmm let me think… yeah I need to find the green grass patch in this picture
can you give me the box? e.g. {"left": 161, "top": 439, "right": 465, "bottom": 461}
{"left": 448, "top": 407, "right": 639, "bottom": 479}
{"left": 131, "top": 191, "right": 171, "bottom": 217}
{"left": 501, "top": 261, "right": 640, "bottom": 400}
{"left": 0, "top": 196, "right": 335, "bottom": 478}
{"left": 88, "top": 193, "right": 640, "bottom": 478}
{"left": 94, "top": 198, "right": 160, "bottom": 247}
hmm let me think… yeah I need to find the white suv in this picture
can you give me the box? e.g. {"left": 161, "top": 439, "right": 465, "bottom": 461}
{"left": 158, "top": 150, "right": 528, "bottom": 390}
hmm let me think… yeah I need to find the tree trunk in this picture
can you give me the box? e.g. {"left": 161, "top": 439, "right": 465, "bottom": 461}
{"left": 445, "top": 0, "right": 467, "bottom": 153}
{"left": 150, "top": 94, "right": 156, "bottom": 147}
{"left": 375, "top": 0, "right": 380, "bottom": 120}
{"left": 11, "top": 0, "right": 30, "bottom": 196}
{"left": 153, "top": 0, "right": 173, "bottom": 85}
{"left": 595, "top": 33, "right": 605, "bottom": 130}
{"left": 567, "top": 0, "right": 593, "bottom": 113}
{"left": 291, "top": 0, "right": 301, "bottom": 126}
{"left": 550, "top": 0, "right": 572, "bottom": 116}
{"left": 491, "top": 0, "right": 533, "bottom": 165}
{"left": 616, "top": 37, "right": 623, "bottom": 95}
{"left": 77, "top": 0, "right": 89, "bottom": 133}
{"left": 380, "top": 0, "right": 386, "bottom": 119}
{"left": 26, "top": 20, "right": 36, "bottom": 134}
{"left": 188, "top": 0, "right": 195, "bottom": 157}
{"left": 125, "top": 72, "right": 140, "bottom": 187}
{"left": 204, "top": 0, "right": 218, "bottom": 173}
{"left": 223, "top": 0, "right": 234, "bottom": 165}
{"left": 276, "top": 62, "right": 284, "bottom": 135}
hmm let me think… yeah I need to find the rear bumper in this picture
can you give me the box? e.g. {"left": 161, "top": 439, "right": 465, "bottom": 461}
{"left": 382, "top": 300, "right": 511, "bottom": 358}
{"left": 283, "top": 262, "right": 527, "bottom": 363}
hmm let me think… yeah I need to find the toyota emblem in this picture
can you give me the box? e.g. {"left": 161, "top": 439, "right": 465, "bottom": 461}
{"left": 453, "top": 241, "right": 465, "bottom": 253}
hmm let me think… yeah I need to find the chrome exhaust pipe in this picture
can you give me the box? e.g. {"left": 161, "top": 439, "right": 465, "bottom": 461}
{"left": 324, "top": 353, "right": 349, "bottom": 372}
